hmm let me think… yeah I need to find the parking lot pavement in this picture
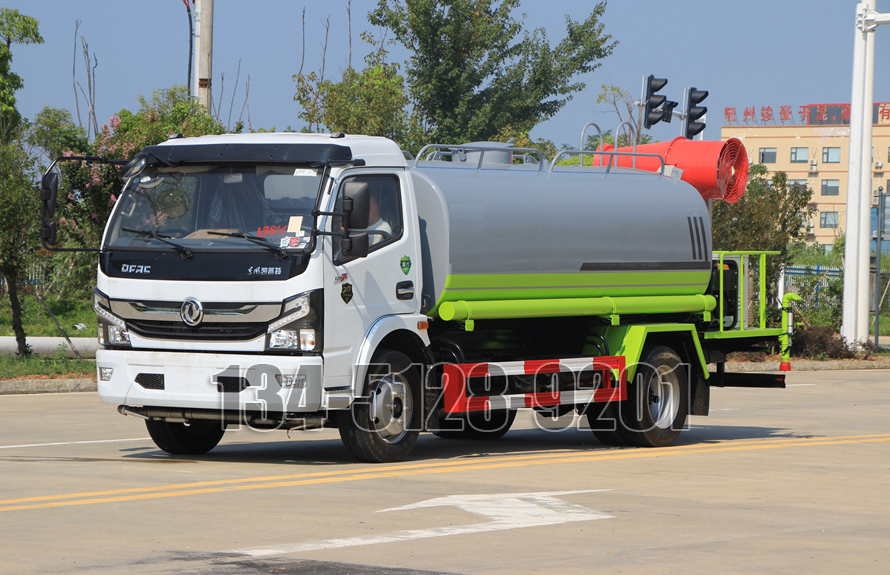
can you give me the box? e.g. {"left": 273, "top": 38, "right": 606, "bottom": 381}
{"left": 0, "top": 369, "right": 888, "bottom": 575}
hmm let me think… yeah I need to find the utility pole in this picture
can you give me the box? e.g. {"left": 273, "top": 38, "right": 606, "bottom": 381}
{"left": 193, "top": 0, "right": 214, "bottom": 113}
{"left": 875, "top": 186, "right": 886, "bottom": 347}
{"left": 842, "top": 3, "right": 890, "bottom": 345}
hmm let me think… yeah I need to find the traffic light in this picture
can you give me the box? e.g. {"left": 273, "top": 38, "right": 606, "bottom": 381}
{"left": 683, "top": 87, "right": 708, "bottom": 139}
{"left": 643, "top": 75, "right": 669, "bottom": 129}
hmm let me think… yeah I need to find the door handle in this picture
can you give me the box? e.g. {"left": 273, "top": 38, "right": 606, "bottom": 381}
{"left": 396, "top": 281, "right": 414, "bottom": 300}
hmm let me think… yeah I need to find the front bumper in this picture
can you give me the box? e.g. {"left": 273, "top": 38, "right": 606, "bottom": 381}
{"left": 96, "top": 350, "right": 324, "bottom": 412}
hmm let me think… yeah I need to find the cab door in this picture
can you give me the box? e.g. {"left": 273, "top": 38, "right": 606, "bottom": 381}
{"left": 322, "top": 171, "right": 420, "bottom": 389}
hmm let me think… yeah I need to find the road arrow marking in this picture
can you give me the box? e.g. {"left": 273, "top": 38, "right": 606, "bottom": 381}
{"left": 226, "top": 490, "right": 612, "bottom": 558}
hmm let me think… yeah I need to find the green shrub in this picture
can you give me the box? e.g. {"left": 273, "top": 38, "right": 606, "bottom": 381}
{"left": 790, "top": 326, "right": 873, "bottom": 360}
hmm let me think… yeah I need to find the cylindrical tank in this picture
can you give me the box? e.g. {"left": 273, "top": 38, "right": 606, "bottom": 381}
{"left": 410, "top": 161, "right": 713, "bottom": 318}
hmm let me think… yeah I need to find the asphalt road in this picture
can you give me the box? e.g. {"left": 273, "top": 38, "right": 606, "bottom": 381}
{"left": 0, "top": 370, "right": 888, "bottom": 575}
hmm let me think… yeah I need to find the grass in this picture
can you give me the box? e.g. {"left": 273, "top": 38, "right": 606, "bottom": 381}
{"left": 0, "top": 293, "right": 97, "bottom": 338}
{"left": 0, "top": 352, "right": 96, "bottom": 380}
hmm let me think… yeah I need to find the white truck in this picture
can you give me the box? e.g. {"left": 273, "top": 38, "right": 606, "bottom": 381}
{"left": 39, "top": 131, "right": 796, "bottom": 462}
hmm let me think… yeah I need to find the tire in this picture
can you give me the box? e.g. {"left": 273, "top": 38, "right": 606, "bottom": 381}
{"left": 586, "top": 401, "right": 632, "bottom": 446}
{"left": 618, "top": 346, "right": 689, "bottom": 447}
{"left": 433, "top": 409, "right": 516, "bottom": 440}
{"left": 145, "top": 418, "right": 226, "bottom": 455}
{"left": 339, "top": 350, "right": 421, "bottom": 463}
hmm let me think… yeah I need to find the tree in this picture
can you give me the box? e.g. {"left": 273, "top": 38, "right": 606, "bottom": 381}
{"left": 584, "top": 129, "right": 653, "bottom": 151}
{"left": 369, "top": 0, "right": 615, "bottom": 144}
{"left": 294, "top": 34, "right": 427, "bottom": 153}
{"left": 596, "top": 84, "right": 646, "bottom": 145}
{"left": 0, "top": 9, "right": 42, "bottom": 136}
{"left": 0, "top": 131, "right": 38, "bottom": 356}
{"left": 711, "top": 165, "right": 816, "bottom": 320}
{"left": 28, "top": 106, "right": 88, "bottom": 166}
{"left": 0, "top": 9, "right": 42, "bottom": 356}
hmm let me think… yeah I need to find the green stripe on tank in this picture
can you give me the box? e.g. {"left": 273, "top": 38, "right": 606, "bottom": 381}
{"left": 432, "top": 271, "right": 711, "bottom": 313}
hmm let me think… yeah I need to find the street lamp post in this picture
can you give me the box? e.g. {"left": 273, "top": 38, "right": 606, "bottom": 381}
{"left": 843, "top": 3, "right": 890, "bottom": 345}
{"left": 875, "top": 186, "right": 886, "bottom": 347}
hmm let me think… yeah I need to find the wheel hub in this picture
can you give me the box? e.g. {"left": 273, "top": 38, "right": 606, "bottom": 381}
{"left": 369, "top": 375, "right": 412, "bottom": 443}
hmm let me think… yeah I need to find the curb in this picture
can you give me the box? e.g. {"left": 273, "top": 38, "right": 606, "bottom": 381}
{"left": 723, "top": 359, "right": 890, "bottom": 372}
{"left": 0, "top": 378, "right": 97, "bottom": 395}
{"left": 2, "top": 359, "right": 890, "bottom": 395}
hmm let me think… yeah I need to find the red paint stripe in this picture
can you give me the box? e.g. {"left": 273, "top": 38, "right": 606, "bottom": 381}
{"left": 523, "top": 359, "right": 562, "bottom": 375}
{"left": 443, "top": 356, "right": 628, "bottom": 414}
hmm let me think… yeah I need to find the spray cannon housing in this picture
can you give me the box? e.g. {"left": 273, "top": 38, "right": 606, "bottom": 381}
{"left": 595, "top": 137, "right": 749, "bottom": 203}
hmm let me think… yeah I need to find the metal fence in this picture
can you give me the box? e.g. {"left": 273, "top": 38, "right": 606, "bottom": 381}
{"left": 782, "top": 265, "right": 842, "bottom": 308}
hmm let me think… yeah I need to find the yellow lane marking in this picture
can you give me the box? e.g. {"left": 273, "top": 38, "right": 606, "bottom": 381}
{"left": 1, "top": 432, "right": 885, "bottom": 506}
{"left": 2, "top": 434, "right": 888, "bottom": 513}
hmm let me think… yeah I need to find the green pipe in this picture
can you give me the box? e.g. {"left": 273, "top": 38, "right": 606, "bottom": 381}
{"left": 780, "top": 293, "right": 803, "bottom": 365}
{"left": 437, "top": 294, "right": 717, "bottom": 321}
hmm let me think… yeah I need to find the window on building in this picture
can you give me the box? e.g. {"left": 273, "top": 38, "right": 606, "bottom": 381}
{"left": 821, "top": 179, "right": 840, "bottom": 196}
{"left": 789, "top": 179, "right": 808, "bottom": 189}
{"left": 822, "top": 147, "right": 841, "bottom": 163}
{"left": 759, "top": 147, "right": 777, "bottom": 163}
{"left": 790, "top": 147, "right": 808, "bottom": 163}
{"left": 820, "top": 211, "right": 839, "bottom": 228}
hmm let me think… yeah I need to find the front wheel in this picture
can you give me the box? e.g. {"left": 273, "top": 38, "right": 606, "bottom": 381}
{"left": 145, "top": 418, "right": 226, "bottom": 455}
{"left": 339, "top": 350, "right": 421, "bottom": 463}
{"left": 618, "top": 346, "right": 689, "bottom": 447}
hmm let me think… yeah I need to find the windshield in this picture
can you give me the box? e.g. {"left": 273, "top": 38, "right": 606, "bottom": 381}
{"left": 105, "top": 164, "right": 323, "bottom": 252}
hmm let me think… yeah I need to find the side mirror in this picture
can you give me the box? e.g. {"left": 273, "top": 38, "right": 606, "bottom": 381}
{"left": 122, "top": 153, "right": 148, "bottom": 179}
{"left": 41, "top": 172, "right": 59, "bottom": 218}
{"left": 342, "top": 181, "right": 370, "bottom": 230}
{"left": 341, "top": 232, "right": 369, "bottom": 259}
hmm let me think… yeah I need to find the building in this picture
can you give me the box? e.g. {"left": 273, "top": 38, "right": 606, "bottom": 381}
{"left": 721, "top": 103, "right": 890, "bottom": 250}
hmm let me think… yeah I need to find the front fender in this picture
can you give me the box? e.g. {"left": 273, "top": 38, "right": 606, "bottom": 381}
{"left": 350, "top": 314, "right": 431, "bottom": 395}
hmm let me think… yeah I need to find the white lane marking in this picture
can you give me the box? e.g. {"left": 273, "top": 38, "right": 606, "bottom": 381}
{"left": 0, "top": 438, "right": 150, "bottom": 450}
{"left": 787, "top": 384, "right": 816, "bottom": 387}
{"left": 227, "top": 490, "right": 612, "bottom": 558}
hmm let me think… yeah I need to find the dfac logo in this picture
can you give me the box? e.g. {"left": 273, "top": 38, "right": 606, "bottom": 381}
{"left": 121, "top": 264, "right": 151, "bottom": 274}
{"left": 180, "top": 297, "right": 204, "bottom": 326}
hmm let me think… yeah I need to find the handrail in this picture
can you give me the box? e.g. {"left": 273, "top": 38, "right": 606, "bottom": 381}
{"left": 579, "top": 122, "right": 604, "bottom": 165}
{"left": 713, "top": 250, "right": 781, "bottom": 332}
{"left": 615, "top": 121, "right": 637, "bottom": 169}
{"left": 414, "top": 144, "right": 545, "bottom": 172}
{"left": 548, "top": 150, "right": 666, "bottom": 176}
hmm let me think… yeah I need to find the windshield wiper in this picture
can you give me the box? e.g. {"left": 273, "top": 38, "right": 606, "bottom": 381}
{"left": 121, "top": 228, "right": 193, "bottom": 259}
{"left": 206, "top": 231, "right": 288, "bottom": 259}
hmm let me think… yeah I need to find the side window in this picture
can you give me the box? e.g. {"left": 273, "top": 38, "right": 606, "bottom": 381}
{"left": 333, "top": 174, "right": 403, "bottom": 260}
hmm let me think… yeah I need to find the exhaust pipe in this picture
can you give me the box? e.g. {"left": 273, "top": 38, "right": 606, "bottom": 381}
{"left": 118, "top": 405, "right": 327, "bottom": 430}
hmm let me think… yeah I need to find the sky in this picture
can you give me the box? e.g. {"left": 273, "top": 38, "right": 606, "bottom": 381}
{"left": 6, "top": 0, "right": 890, "bottom": 147}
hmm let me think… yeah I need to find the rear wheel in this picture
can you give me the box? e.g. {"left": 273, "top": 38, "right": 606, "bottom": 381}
{"left": 339, "top": 350, "right": 421, "bottom": 463}
{"left": 619, "top": 346, "right": 689, "bottom": 447}
{"left": 145, "top": 419, "right": 226, "bottom": 455}
{"left": 433, "top": 409, "right": 516, "bottom": 440}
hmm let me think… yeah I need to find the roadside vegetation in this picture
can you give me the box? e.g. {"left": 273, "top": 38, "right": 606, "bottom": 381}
{"left": 0, "top": 350, "right": 94, "bottom": 379}
{"left": 0, "top": 294, "right": 95, "bottom": 338}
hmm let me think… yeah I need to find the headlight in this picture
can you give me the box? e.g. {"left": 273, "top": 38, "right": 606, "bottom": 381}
{"left": 266, "top": 291, "right": 321, "bottom": 353}
{"left": 267, "top": 294, "right": 310, "bottom": 333}
{"left": 94, "top": 288, "right": 130, "bottom": 348}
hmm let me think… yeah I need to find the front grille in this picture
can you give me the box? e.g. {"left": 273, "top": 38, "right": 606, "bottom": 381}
{"left": 216, "top": 376, "right": 250, "bottom": 393}
{"left": 127, "top": 320, "right": 266, "bottom": 341}
{"left": 135, "top": 373, "right": 165, "bottom": 390}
